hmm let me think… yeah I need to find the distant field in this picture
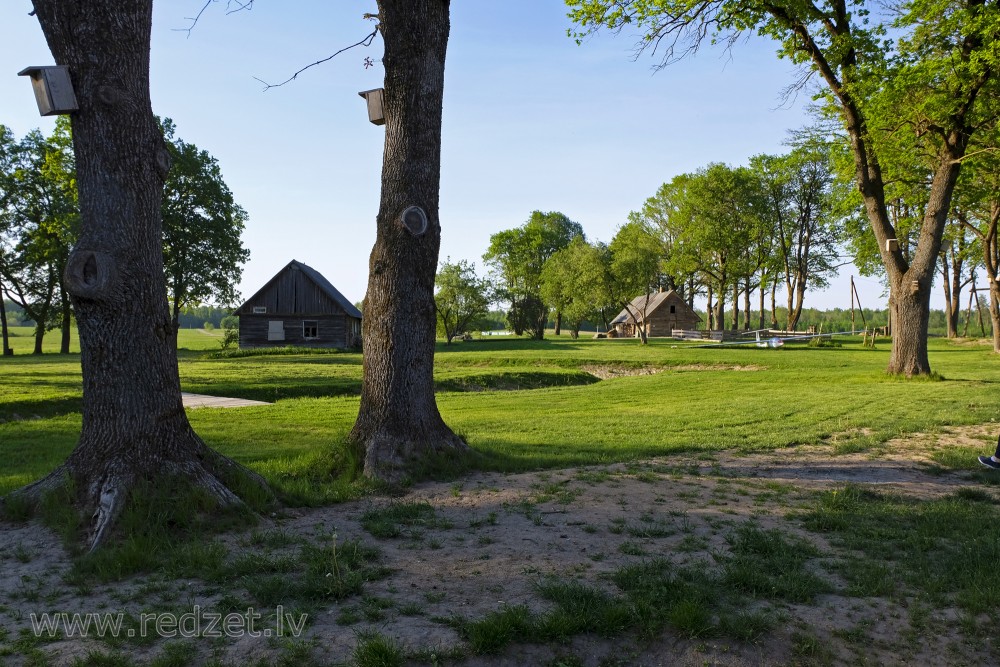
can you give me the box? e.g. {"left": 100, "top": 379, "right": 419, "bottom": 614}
{"left": 2, "top": 325, "right": 222, "bottom": 355}
{"left": 2, "top": 333, "right": 999, "bottom": 499}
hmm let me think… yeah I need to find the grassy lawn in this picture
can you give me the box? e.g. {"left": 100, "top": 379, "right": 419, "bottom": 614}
{"left": 2, "top": 330, "right": 999, "bottom": 497}
{"left": 2, "top": 329, "right": 1000, "bottom": 665}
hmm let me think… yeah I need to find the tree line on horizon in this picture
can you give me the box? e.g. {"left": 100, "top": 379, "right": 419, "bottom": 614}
{"left": 436, "top": 143, "right": 996, "bottom": 345}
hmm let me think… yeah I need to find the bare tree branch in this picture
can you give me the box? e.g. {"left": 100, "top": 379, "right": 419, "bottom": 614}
{"left": 253, "top": 28, "right": 379, "bottom": 91}
{"left": 174, "top": 0, "right": 213, "bottom": 38}
{"left": 174, "top": 0, "right": 255, "bottom": 38}
{"left": 226, "top": 0, "right": 254, "bottom": 15}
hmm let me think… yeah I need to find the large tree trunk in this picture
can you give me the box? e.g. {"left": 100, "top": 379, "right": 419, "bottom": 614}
{"left": 13, "top": 0, "right": 269, "bottom": 550}
{"left": 790, "top": 281, "right": 806, "bottom": 332}
{"left": 713, "top": 290, "right": 725, "bottom": 332}
{"left": 706, "top": 287, "right": 714, "bottom": 330}
{"left": 533, "top": 307, "right": 546, "bottom": 340}
{"left": 785, "top": 278, "right": 795, "bottom": 331}
{"left": 769, "top": 281, "right": 778, "bottom": 329}
{"left": 554, "top": 311, "right": 562, "bottom": 336}
{"left": 940, "top": 251, "right": 957, "bottom": 338}
{"left": 887, "top": 277, "right": 933, "bottom": 376}
{"left": 32, "top": 320, "right": 45, "bottom": 355}
{"left": 349, "top": 0, "right": 467, "bottom": 481}
{"left": 730, "top": 284, "right": 739, "bottom": 331}
{"left": 757, "top": 284, "right": 765, "bottom": 330}
{"left": 990, "top": 282, "right": 1000, "bottom": 354}
{"left": 60, "top": 286, "right": 72, "bottom": 354}
{"left": 742, "top": 281, "right": 751, "bottom": 329}
{"left": 0, "top": 291, "right": 11, "bottom": 356}
{"left": 881, "top": 156, "right": 961, "bottom": 375}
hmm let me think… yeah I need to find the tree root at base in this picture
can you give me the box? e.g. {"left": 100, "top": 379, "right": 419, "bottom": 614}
{"left": 5, "top": 444, "right": 272, "bottom": 553}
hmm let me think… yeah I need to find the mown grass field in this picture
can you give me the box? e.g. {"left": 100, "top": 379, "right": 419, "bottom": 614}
{"left": 3, "top": 327, "right": 1000, "bottom": 666}
{"left": 2, "top": 326, "right": 999, "bottom": 499}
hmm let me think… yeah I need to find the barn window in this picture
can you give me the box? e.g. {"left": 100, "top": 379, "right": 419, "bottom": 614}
{"left": 670, "top": 305, "right": 676, "bottom": 313}
{"left": 303, "top": 321, "right": 319, "bottom": 339}
{"left": 253, "top": 306, "right": 266, "bottom": 314}
{"left": 267, "top": 321, "right": 285, "bottom": 341}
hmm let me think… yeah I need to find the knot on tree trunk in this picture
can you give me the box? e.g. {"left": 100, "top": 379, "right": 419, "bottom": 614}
{"left": 96, "top": 85, "right": 123, "bottom": 106}
{"left": 64, "top": 249, "right": 118, "bottom": 301}
{"left": 154, "top": 146, "right": 172, "bottom": 179}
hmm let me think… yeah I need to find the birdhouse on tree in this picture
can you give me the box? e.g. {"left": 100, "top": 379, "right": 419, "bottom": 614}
{"left": 358, "top": 88, "right": 385, "bottom": 125}
{"left": 18, "top": 66, "right": 78, "bottom": 116}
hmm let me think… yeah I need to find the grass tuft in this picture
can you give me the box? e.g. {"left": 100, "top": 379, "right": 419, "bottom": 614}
{"left": 360, "top": 502, "right": 451, "bottom": 538}
{"left": 801, "top": 484, "right": 1000, "bottom": 615}
{"left": 353, "top": 630, "right": 405, "bottom": 667}
{"left": 452, "top": 605, "right": 535, "bottom": 655}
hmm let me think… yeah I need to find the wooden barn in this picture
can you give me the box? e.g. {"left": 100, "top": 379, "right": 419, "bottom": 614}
{"left": 234, "top": 260, "right": 362, "bottom": 349}
{"left": 610, "top": 288, "right": 701, "bottom": 338}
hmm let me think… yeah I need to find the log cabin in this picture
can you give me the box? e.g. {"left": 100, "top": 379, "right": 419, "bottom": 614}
{"left": 610, "top": 288, "right": 701, "bottom": 338}
{"left": 233, "top": 260, "right": 362, "bottom": 349}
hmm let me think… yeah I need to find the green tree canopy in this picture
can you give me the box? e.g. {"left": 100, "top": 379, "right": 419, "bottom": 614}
{"left": 483, "top": 210, "right": 584, "bottom": 338}
{"left": 751, "top": 145, "right": 842, "bottom": 331}
{"left": 567, "top": 0, "right": 1000, "bottom": 373}
{"left": 160, "top": 118, "right": 250, "bottom": 332}
{"left": 0, "top": 119, "right": 77, "bottom": 353}
{"left": 434, "top": 259, "right": 492, "bottom": 344}
{"left": 541, "top": 237, "right": 613, "bottom": 337}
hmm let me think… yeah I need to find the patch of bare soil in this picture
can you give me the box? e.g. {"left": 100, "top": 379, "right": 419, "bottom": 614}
{"left": 0, "top": 424, "right": 997, "bottom": 666}
{"left": 581, "top": 364, "right": 764, "bottom": 379}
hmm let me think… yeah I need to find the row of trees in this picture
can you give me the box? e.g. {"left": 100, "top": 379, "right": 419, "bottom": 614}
{"left": 0, "top": 118, "right": 249, "bottom": 355}
{"left": 441, "top": 137, "right": 1000, "bottom": 350}
{"left": 568, "top": 0, "right": 1000, "bottom": 375}
{"left": 436, "top": 143, "right": 845, "bottom": 344}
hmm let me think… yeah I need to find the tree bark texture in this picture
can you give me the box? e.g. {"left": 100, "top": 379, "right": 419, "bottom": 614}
{"left": 15, "top": 0, "right": 268, "bottom": 549}
{"left": 0, "top": 297, "right": 9, "bottom": 355}
{"left": 989, "top": 283, "right": 1000, "bottom": 353}
{"left": 32, "top": 320, "right": 45, "bottom": 355}
{"left": 60, "top": 287, "right": 72, "bottom": 354}
{"left": 757, "top": 285, "right": 765, "bottom": 330}
{"left": 731, "top": 284, "right": 739, "bottom": 331}
{"left": 961, "top": 203, "right": 1000, "bottom": 352}
{"left": 940, "top": 251, "right": 957, "bottom": 338}
{"left": 350, "top": 0, "right": 467, "bottom": 480}
{"left": 742, "top": 282, "right": 750, "bottom": 330}
{"left": 712, "top": 292, "right": 725, "bottom": 331}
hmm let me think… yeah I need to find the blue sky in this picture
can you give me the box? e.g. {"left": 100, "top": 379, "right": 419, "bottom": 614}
{"left": 1, "top": 1, "right": 901, "bottom": 315}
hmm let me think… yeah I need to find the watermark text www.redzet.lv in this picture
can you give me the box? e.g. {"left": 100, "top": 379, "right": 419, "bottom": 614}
{"left": 30, "top": 606, "right": 307, "bottom": 639}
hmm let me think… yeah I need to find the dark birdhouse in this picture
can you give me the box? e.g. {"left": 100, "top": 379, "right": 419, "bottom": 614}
{"left": 886, "top": 239, "right": 899, "bottom": 252}
{"left": 358, "top": 88, "right": 385, "bottom": 125}
{"left": 18, "top": 66, "right": 78, "bottom": 116}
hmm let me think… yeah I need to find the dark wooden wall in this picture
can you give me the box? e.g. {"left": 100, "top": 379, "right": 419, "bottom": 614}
{"left": 235, "top": 265, "right": 340, "bottom": 317}
{"left": 239, "top": 315, "right": 360, "bottom": 349}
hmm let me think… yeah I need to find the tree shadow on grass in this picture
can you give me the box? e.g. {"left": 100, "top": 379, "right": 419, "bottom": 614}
{"left": 0, "top": 397, "right": 82, "bottom": 421}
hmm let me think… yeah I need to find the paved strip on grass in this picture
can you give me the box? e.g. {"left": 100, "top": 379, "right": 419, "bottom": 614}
{"left": 180, "top": 392, "right": 271, "bottom": 409}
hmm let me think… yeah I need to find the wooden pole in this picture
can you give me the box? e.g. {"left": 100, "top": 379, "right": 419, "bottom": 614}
{"left": 850, "top": 276, "right": 856, "bottom": 335}
{"left": 851, "top": 278, "right": 867, "bottom": 329}
{"left": 975, "top": 285, "right": 987, "bottom": 337}
{"left": 964, "top": 284, "right": 975, "bottom": 337}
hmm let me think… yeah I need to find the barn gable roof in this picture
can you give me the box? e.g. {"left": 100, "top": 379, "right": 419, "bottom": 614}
{"left": 236, "top": 259, "right": 362, "bottom": 319}
{"left": 610, "top": 289, "right": 699, "bottom": 325}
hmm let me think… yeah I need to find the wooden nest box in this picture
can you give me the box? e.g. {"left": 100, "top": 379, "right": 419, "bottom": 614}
{"left": 358, "top": 88, "right": 385, "bottom": 125}
{"left": 18, "top": 66, "right": 78, "bottom": 116}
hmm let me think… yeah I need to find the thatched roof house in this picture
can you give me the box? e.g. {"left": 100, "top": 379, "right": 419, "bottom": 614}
{"left": 611, "top": 288, "right": 701, "bottom": 338}
{"left": 234, "top": 260, "right": 362, "bottom": 349}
